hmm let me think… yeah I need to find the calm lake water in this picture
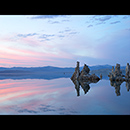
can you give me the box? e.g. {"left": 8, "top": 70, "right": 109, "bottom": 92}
{"left": 0, "top": 78, "right": 130, "bottom": 115}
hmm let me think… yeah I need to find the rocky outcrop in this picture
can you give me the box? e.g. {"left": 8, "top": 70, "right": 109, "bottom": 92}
{"left": 100, "top": 74, "right": 102, "bottom": 79}
{"left": 108, "top": 63, "right": 130, "bottom": 82}
{"left": 125, "top": 63, "right": 130, "bottom": 79}
{"left": 108, "top": 63, "right": 125, "bottom": 82}
{"left": 71, "top": 61, "right": 80, "bottom": 82}
{"left": 71, "top": 61, "right": 100, "bottom": 82}
{"left": 79, "top": 64, "right": 100, "bottom": 82}
{"left": 71, "top": 61, "right": 101, "bottom": 96}
{"left": 80, "top": 64, "right": 90, "bottom": 75}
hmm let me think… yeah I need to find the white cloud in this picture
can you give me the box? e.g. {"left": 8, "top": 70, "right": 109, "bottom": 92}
{"left": 110, "top": 21, "right": 120, "bottom": 24}
{"left": 95, "top": 15, "right": 112, "bottom": 21}
{"left": 30, "top": 15, "right": 65, "bottom": 19}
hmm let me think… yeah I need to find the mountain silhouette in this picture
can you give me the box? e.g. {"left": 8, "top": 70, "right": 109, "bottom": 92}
{"left": 0, "top": 65, "right": 126, "bottom": 80}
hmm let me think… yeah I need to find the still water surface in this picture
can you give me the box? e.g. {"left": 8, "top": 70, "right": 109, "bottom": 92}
{"left": 0, "top": 78, "right": 130, "bottom": 115}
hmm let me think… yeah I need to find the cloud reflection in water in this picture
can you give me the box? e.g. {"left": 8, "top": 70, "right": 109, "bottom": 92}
{"left": 0, "top": 78, "right": 130, "bottom": 114}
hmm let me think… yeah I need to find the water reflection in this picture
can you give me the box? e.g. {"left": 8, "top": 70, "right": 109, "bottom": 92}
{"left": 0, "top": 78, "right": 77, "bottom": 115}
{"left": 72, "top": 77, "right": 130, "bottom": 97}
{"left": 71, "top": 78, "right": 99, "bottom": 96}
{"left": 126, "top": 82, "right": 130, "bottom": 92}
{"left": 0, "top": 78, "right": 130, "bottom": 115}
{"left": 110, "top": 80, "right": 130, "bottom": 96}
{"left": 74, "top": 80, "right": 80, "bottom": 96}
{"left": 110, "top": 81, "right": 122, "bottom": 96}
{"left": 80, "top": 81, "right": 90, "bottom": 95}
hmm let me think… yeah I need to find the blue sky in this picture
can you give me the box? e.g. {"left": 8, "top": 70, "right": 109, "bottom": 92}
{"left": 0, "top": 15, "right": 130, "bottom": 67}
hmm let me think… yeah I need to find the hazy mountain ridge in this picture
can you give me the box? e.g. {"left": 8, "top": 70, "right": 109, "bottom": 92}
{"left": 0, "top": 64, "right": 126, "bottom": 71}
{"left": 0, "top": 65, "right": 126, "bottom": 80}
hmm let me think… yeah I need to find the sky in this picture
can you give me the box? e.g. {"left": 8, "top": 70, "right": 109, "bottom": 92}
{"left": 0, "top": 15, "right": 130, "bottom": 68}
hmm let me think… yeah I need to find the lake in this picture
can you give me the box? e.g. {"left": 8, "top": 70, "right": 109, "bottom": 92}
{"left": 0, "top": 78, "right": 130, "bottom": 115}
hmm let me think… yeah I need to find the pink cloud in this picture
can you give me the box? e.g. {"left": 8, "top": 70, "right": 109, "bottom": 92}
{"left": 0, "top": 43, "right": 76, "bottom": 67}
{"left": 0, "top": 33, "right": 77, "bottom": 67}
{"left": 17, "top": 37, "right": 41, "bottom": 47}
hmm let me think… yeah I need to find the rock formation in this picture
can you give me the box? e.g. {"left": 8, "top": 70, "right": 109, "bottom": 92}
{"left": 71, "top": 61, "right": 80, "bottom": 82}
{"left": 78, "top": 64, "right": 90, "bottom": 81}
{"left": 125, "top": 63, "right": 130, "bottom": 79}
{"left": 100, "top": 74, "right": 102, "bottom": 79}
{"left": 108, "top": 63, "right": 130, "bottom": 82}
{"left": 71, "top": 61, "right": 100, "bottom": 96}
{"left": 79, "top": 64, "right": 100, "bottom": 82}
{"left": 80, "top": 64, "right": 90, "bottom": 75}
{"left": 71, "top": 61, "right": 100, "bottom": 83}
{"left": 108, "top": 63, "right": 125, "bottom": 82}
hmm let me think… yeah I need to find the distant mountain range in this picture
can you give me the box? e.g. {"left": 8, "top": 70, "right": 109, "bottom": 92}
{"left": 88, "top": 64, "right": 125, "bottom": 70}
{"left": 0, "top": 64, "right": 126, "bottom": 71}
{"left": 0, "top": 65, "right": 126, "bottom": 80}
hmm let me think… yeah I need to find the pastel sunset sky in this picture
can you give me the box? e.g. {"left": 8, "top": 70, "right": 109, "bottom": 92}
{"left": 0, "top": 15, "right": 130, "bottom": 67}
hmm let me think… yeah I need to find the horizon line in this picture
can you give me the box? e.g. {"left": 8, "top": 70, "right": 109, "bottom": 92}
{"left": 0, "top": 63, "right": 128, "bottom": 69}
